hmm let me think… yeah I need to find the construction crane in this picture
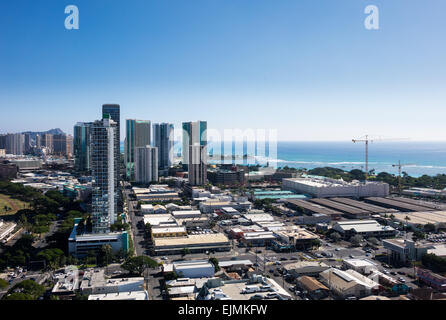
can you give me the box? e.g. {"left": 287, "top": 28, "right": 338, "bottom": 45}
{"left": 352, "top": 135, "right": 373, "bottom": 181}
{"left": 352, "top": 135, "right": 409, "bottom": 181}
{"left": 392, "top": 160, "right": 416, "bottom": 194}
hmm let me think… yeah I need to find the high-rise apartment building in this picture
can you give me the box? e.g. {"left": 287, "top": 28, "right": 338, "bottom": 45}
{"left": 124, "top": 119, "right": 151, "bottom": 180}
{"left": 91, "top": 117, "right": 118, "bottom": 234}
{"left": 153, "top": 123, "right": 174, "bottom": 172}
{"left": 188, "top": 143, "right": 207, "bottom": 186}
{"left": 35, "top": 134, "right": 41, "bottom": 149}
{"left": 53, "top": 134, "right": 73, "bottom": 158}
{"left": 74, "top": 122, "right": 92, "bottom": 172}
{"left": 23, "top": 133, "right": 32, "bottom": 154}
{"left": 182, "top": 121, "right": 207, "bottom": 168}
{"left": 41, "top": 133, "right": 54, "bottom": 153}
{"left": 135, "top": 145, "right": 158, "bottom": 184}
{"left": 4, "top": 133, "right": 24, "bottom": 155}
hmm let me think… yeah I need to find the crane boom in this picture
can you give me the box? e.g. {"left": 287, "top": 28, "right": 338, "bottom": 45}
{"left": 352, "top": 135, "right": 409, "bottom": 182}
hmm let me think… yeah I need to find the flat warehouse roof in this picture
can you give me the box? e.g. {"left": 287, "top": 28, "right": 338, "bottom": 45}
{"left": 364, "top": 197, "right": 435, "bottom": 212}
{"left": 393, "top": 211, "right": 446, "bottom": 225}
{"left": 153, "top": 233, "right": 230, "bottom": 247}
{"left": 309, "top": 198, "right": 370, "bottom": 215}
{"left": 329, "top": 197, "right": 398, "bottom": 214}
{"left": 390, "top": 197, "right": 440, "bottom": 210}
{"left": 285, "top": 199, "right": 343, "bottom": 216}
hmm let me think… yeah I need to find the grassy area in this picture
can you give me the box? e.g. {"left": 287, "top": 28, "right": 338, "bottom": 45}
{"left": 0, "top": 193, "right": 29, "bottom": 216}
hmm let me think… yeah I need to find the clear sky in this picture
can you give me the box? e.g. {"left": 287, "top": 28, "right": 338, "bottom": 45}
{"left": 1, "top": 0, "right": 445, "bottom": 141}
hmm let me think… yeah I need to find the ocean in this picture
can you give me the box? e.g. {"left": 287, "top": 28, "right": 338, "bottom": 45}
{"left": 121, "top": 141, "right": 446, "bottom": 177}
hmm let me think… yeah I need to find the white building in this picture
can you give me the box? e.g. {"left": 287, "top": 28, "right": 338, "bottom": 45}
{"left": 140, "top": 204, "right": 154, "bottom": 214}
{"left": 165, "top": 260, "right": 215, "bottom": 278}
{"left": 135, "top": 145, "right": 158, "bottom": 184}
{"left": 332, "top": 220, "right": 396, "bottom": 238}
{"left": 282, "top": 176, "right": 389, "bottom": 198}
{"left": 171, "top": 210, "right": 202, "bottom": 219}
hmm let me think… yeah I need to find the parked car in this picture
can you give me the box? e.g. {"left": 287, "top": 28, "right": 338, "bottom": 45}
{"left": 264, "top": 292, "right": 279, "bottom": 299}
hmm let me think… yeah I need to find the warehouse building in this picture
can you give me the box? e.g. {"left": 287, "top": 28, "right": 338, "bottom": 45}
{"left": 364, "top": 197, "right": 435, "bottom": 212}
{"left": 309, "top": 198, "right": 371, "bottom": 219}
{"left": 329, "top": 197, "right": 398, "bottom": 214}
{"left": 284, "top": 199, "right": 343, "bottom": 220}
{"left": 283, "top": 177, "right": 389, "bottom": 198}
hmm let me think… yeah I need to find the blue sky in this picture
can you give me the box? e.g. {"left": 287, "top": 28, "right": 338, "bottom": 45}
{"left": 1, "top": 0, "right": 445, "bottom": 141}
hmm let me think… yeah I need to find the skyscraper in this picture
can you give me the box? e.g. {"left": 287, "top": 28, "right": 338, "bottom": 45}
{"left": 24, "top": 133, "right": 32, "bottom": 154}
{"left": 188, "top": 143, "right": 207, "bottom": 186}
{"left": 74, "top": 122, "right": 92, "bottom": 173}
{"left": 53, "top": 134, "right": 73, "bottom": 158}
{"left": 125, "top": 119, "right": 151, "bottom": 181}
{"left": 91, "top": 117, "right": 118, "bottom": 234}
{"left": 153, "top": 123, "right": 174, "bottom": 173}
{"left": 135, "top": 145, "right": 158, "bottom": 184}
{"left": 4, "top": 133, "right": 24, "bottom": 155}
{"left": 102, "top": 104, "right": 121, "bottom": 210}
{"left": 35, "top": 134, "right": 41, "bottom": 149}
{"left": 41, "top": 133, "right": 53, "bottom": 153}
{"left": 182, "top": 121, "right": 207, "bottom": 168}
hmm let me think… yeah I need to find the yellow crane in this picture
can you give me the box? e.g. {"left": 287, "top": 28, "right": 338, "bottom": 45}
{"left": 352, "top": 135, "right": 409, "bottom": 181}
{"left": 392, "top": 160, "right": 416, "bottom": 194}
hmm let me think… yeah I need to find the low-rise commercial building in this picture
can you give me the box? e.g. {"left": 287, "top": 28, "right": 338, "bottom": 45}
{"left": 332, "top": 220, "right": 396, "bottom": 239}
{"left": 296, "top": 276, "right": 329, "bottom": 299}
{"left": 164, "top": 260, "right": 215, "bottom": 278}
{"left": 343, "top": 259, "right": 379, "bottom": 275}
{"left": 151, "top": 226, "right": 187, "bottom": 238}
{"left": 283, "top": 261, "right": 329, "bottom": 278}
{"left": 416, "top": 268, "right": 446, "bottom": 292}
{"left": 68, "top": 219, "right": 129, "bottom": 258}
{"left": 199, "top": 200, "right": 252, "bottom": 214}
{"left": 152, "top": 233, "right": 231, "bottom": 255}
{"left": 320, "top": 268, "right": 380, "bottom": 298}
{"left": 382, "top": 239, "right": 429, "bottom": 264}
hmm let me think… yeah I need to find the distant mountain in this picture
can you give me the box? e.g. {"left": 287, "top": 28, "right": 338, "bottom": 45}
{"left": 21, "top": 128, "right": 66, "bottom": 139}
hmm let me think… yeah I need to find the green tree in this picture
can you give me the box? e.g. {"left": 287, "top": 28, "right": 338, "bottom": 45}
{"left": 424, "top": 223, "right": 436, "bottom": 233}
{"left": 208, "top": 257, "right": 220, "bottom": 272}
{"left": 350, "top": 235, "right": 363, "bottom": 247}
{"left": 329, "top": 232, "right": 341, "bottom": 242}
{"left": 121, "top": 256, "right": 159, "bottom": 276}
{"left": 368, "top": 237, "right": 380, "bottom": 246}
{"left": 0, "top": 278, "right": 8, "bottom": 289}
{"left": 3, "top": 280, "right": 45, "bottom": 300}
